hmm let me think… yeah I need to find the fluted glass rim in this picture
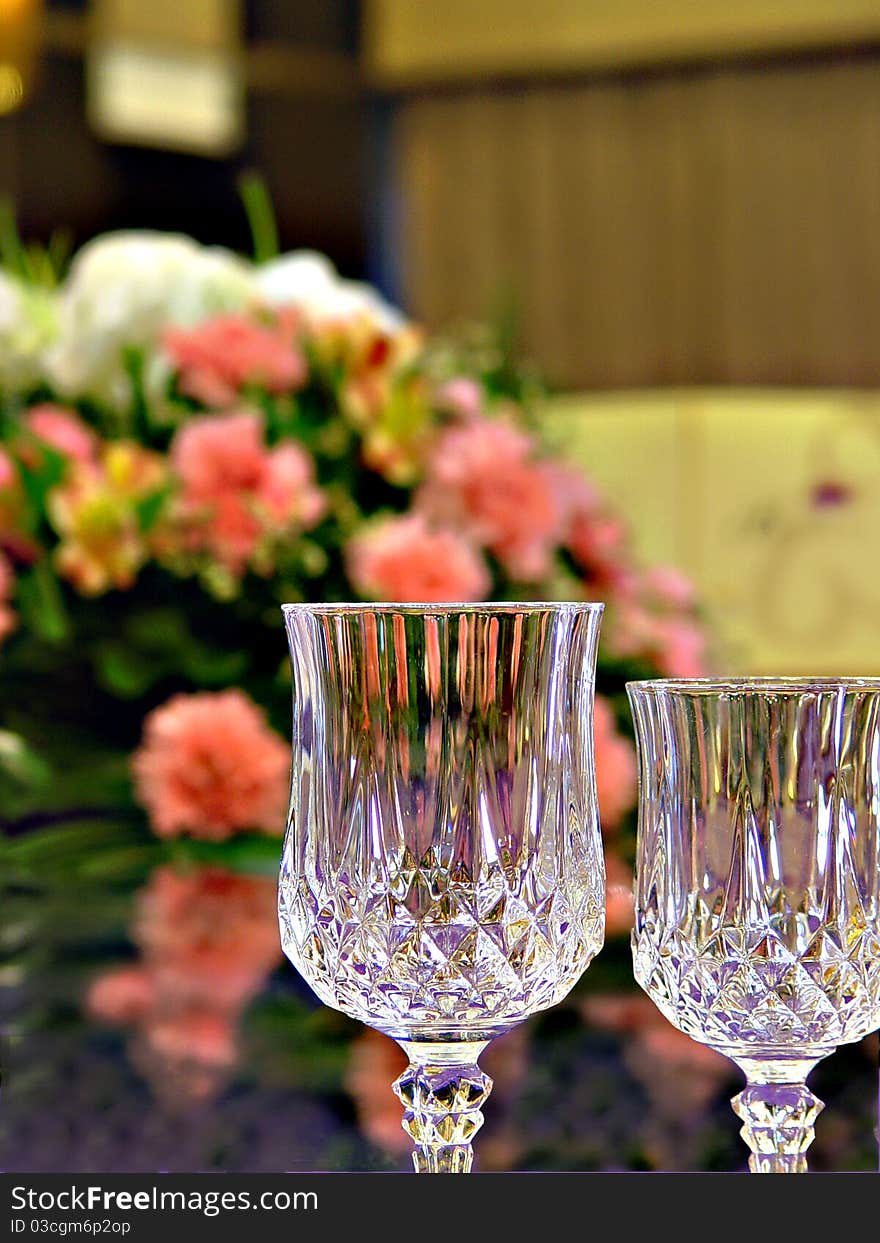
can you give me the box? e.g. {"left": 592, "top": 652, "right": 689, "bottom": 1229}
{"left": 626, "top": 675, "right": 880, "bottom": 696}
{"left": 281, "top": 600, "right": 605, "bottom": 616}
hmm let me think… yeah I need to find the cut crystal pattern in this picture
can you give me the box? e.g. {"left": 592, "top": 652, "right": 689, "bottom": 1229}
{"left": 393, "top": 1049, "right": 493, "bottom": 1173}
{"left": 732, "top": 1083, "right": 824, "bottom": 1173}
{"left": 630, "top": 682, "right": 880, "bottom": 1063}
{"left": 628, "top": 678, "right": 880, "bottom": 1172}
{"left": 280, "top": 605, "right": 605, "bottom": 1042}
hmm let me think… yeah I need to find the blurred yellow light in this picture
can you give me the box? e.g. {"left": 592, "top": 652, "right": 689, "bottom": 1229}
{"left": 0, "top": 63, "right": 24, "bottom": 114}
{"left": 0, "top": 0, "right": 41, "bottom": 113}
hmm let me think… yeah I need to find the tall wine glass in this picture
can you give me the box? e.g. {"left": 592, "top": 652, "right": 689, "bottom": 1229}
{"left": 280, "top": 603, "right": 605, "bottom": 1172}
{"left": 627, "top": 678, "right": 880, "bottom": 1172}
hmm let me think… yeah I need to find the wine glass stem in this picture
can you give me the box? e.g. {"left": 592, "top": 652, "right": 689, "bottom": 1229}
{"left": 731, "top": 1079, "right": 824, "bottom": 1173}
{"left": 392, "top": 1040, "right": 493, "bottom": 1173}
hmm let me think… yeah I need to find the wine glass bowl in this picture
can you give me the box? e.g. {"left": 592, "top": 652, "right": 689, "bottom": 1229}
{"left": 280, "top": 602, "right": 605, "bottom": 1171}
{"left": 627, "top": 678, "right": 880, "bottom": 1172}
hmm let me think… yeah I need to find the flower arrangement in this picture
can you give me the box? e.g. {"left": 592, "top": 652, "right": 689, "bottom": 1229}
{"left": 1, "top": 225, "right": 710, "bottom": 1134}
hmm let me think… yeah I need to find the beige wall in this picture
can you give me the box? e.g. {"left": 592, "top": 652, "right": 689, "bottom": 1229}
{"left": 542, "top": 390, "right": 880, "bottom": 674}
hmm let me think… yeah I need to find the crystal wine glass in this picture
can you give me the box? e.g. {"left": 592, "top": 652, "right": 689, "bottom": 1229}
{"left": 627, "top": 678, "right": 880, "bottom": 1172}
{"left": 280, "top": 603, "right": 606, "bottom": 1172}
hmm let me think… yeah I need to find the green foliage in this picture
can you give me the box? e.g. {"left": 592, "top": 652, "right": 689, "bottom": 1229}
{"left": 0, "top": 728, "right": 52, "bottom": 790}
{"left": 0, "top": 196, "right": 72, "bottom": 287}
{"left": 15, "top": 559, "right": 70, "bottom": 643}
{"left": 238, "top": 172, "right": 280, "bottom": 265}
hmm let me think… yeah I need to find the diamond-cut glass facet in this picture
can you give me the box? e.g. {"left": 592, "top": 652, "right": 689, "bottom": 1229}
{"left": 280, "top": 605, "right": 606, "bottom": 1043}
{"left": 628, "top": 678, "right": 880, "bottom": 1172}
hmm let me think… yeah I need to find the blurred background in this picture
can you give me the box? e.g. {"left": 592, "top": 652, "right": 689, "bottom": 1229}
{"left": 1, "top": 0, "right": 878, "bottom": 1173}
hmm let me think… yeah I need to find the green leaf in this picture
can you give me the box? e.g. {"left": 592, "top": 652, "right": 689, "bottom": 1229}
{"left": 93, "top": 641, "right": 157, "bottom": 697}
{"left": 124, "top": 607, "right": 188, "bottom": 650}
{"left": 0, "top": 730, "right": 52, "bottom": 787}
{"left": 169, "top": 833, "right": 284, "bottom": 876}
{"left": 238, "top": 171, "right": 280, "bottom": 264}
{"left": 16, "top": 559, "right": 70, "bottom": 644}
{"left": 180, "top": 645, "right": 249, "bottom": 685}
{"left": 17, "top": 447, "right": 67, "bottom": 516}
{"left": 134, "top": 486, "right": 171, "bottom": 533}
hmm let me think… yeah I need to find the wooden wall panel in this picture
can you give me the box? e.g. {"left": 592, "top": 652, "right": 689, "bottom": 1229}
{"left": 366, "top": 0, "right": 880, "bottom": 85}
{"left": 394, "top": 55, "right": 880, "bottom": 387}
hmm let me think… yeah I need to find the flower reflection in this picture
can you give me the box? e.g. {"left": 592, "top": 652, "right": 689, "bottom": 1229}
{"left": 86, "top": 864, "right": 282, "bottom": 1104}
{"left": 583, "top": 992, "right": 732, "bottom": 1125}
{"left": 345, "top": 1027, "right": 529, "bottom": 1166}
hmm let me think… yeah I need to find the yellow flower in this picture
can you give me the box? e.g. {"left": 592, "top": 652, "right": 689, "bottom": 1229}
{"left": 48, "top": 441, "right": 168, "bottom": 595}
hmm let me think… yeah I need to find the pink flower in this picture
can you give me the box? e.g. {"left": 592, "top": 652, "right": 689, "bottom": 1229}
{"left": 346, "top": 513, "right": 490, "bottom": 603}
{"left": 569, "top": 514, "right": 629, "bottom": 590}
{"left": 144, "top": 1010, "right": 238, "bottom": 1069}
{"left": 345, "top": 1029, "right": 411, "bottom": 1155}
{"left": 132, "top": 690, "right": 291, "bottom": 840}
{"left": 434, "top": 377, "right": 484, "bottom": 420}
{"left": 418, "top": 417, "right": 564, "bottom": 579}
{"left": 164, "top": 311, "right": 307, "bottom": 407}
{"left": 0, "top": 552, "right": 16, "bottom": 645}
{"left": 0, "top": 447, "right": 16, "bottom": 491}
{"left": 653, "top": 617, "right": 706, "bottom": 678}
{"left": 171, "top": 410, "right": 266, "bottom": 498}
{"left": 613, "top": 600, "right": 707, "bottom": 678}
{"left": 87, "top": 967, "right": 156, "bottom": 1025}
{"left": 594, "top": 694, "right": 637, "bottom": 831}
{"left": 604, "top": 850, "right": 635, "bottom": 938}
{"left": 641, "top": 565, "right": 695, "bottom": 611}
{"left": 0, "top": 604, "right": 15, "bottom": 645}
{"left": 546, "top": 462, "right": 631, "bottom": 594}
{"left": 607, "top": 562, "right": 707, "bottom": 677}
{"left": 169, "top": 412, "right": 324, "bottom": 575}
{"left": 581, "top": 992, "right": 730, "bottom": 1089}
{"left": 581, "top": 991, "right": 661, "bottom": 1033}
{"left": 24, "top": 404, "right": 98, "bottom": 464}
{"left": 259, "top": 443, "right": 326, "bottom": 528}
{"left": 0, "top": 447, "right": 22, "bottom": 538}
{"left": 84, "top": 864, "right": 282, "bottom": 1103}
{"left": 135, "top": 866, "right": 281, "bottom": 1010}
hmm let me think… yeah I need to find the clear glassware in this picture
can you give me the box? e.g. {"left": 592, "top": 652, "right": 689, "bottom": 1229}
{"left": 627, "top": 678, "right": 880, "bottom": 1172}
{"left": 280, "top": 602, "right": 605, "bottom": 1172}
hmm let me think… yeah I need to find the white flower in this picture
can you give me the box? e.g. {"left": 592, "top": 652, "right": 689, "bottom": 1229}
{"left": 255, "top": 250, "right": 406, "bottom": 333}
{"left": 48, "top": 231, "right": 256, "bottom": 409}
{"left": 0, "top": 269, "right": 58, "bottom": 395}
